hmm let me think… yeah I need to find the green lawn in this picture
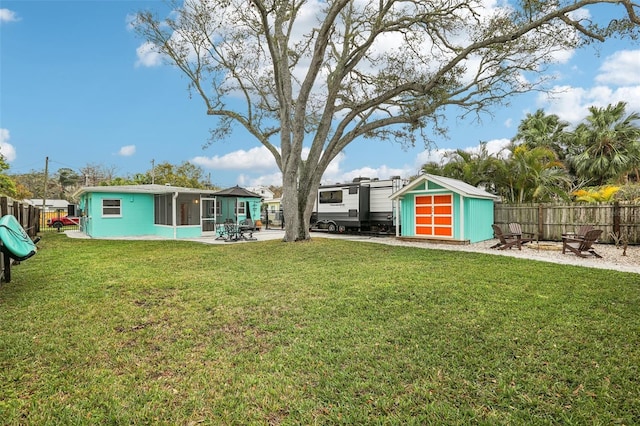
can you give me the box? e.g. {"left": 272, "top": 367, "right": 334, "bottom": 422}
{"left": 1, "top": 233, "right": 638, "bottom": 425}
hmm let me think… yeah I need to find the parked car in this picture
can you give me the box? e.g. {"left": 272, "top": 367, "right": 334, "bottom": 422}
{"left": 47, "top": 215, "right": 80, "bottom": 229}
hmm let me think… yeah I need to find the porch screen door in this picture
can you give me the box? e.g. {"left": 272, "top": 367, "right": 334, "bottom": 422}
{"left": 201, "top": 198, "right": 217, "bottom": 232}
{"left": 415, "top": 194, "right": 453, "bottom": 237}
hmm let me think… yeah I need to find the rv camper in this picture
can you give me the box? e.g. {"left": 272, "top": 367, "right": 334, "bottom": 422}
{"left": 311, "top": 177, "right": 405, "bottom": 233}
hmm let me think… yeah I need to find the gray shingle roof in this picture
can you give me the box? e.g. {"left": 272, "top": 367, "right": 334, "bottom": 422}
{"left": 213, "top": 186, "right": 262, "bottom": 198}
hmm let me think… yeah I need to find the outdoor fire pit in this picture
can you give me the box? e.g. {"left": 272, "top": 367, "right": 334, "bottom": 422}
{"left": 530, "top": 242, "right": 562, "bottom": 251}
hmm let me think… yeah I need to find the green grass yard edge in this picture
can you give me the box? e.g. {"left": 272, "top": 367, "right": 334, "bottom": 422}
{"left": 0, "top": 233, "right": 638, "bottom": 425}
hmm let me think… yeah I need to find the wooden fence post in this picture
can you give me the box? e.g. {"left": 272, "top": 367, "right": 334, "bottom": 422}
{"left": 14, "top": 200, "right": 21, "bottom": 225}
{"left": 0, "top": 197, "right": 8, "bottom": 283}
{"left": 613, "top": 201, "right": 621, "bottom": 236}
{"left": 0, "top": 197, "right": 7, "bottom": 216}
{"left": 27, "top": 205, "right": 37, "bottom": 237}
{"left": 538, "top": 204, "right": 544, "bottom": 240}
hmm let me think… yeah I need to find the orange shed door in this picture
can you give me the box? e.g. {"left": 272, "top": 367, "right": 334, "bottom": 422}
{"left": 415, "top": 194, "right": 453, "bottom": 237}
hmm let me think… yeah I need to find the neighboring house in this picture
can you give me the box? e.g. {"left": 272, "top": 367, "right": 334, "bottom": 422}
{"left": 75, "top": 184, "right": 220, "bottom": 239}
{"left": 27, "top": 198, "right": 73, "bottom": 224}
{"left": 26, "top": 198, "right": 70, "bottom": 213}
{"left": 245, "top": 186, "right": 283, "bottom": 226}
{"left": 390, "top": 174, "right": 500, "bottom": 243}
{"left": 263, "top": 198, "right": 282, "bottom": 222}
{"left": 263, "top": 198, "right": 281, "bottom": 211}
{"left": 245, "top": 185, "right": 274, "bottom": 201}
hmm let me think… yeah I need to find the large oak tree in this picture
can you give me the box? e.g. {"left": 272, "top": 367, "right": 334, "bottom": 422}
{"left": 135, "top": 0, "right": 639, "bottom": 241}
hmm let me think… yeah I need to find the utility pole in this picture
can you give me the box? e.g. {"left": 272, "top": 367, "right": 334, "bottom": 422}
{"left": 41, "top": 156, "right": 49, "bottom": 228}
{"left": 151, "top": 159, "right": 155, "bottom": 184}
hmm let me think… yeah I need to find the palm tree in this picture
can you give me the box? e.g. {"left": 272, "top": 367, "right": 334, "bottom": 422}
{"left": 438, "top": 143, "right": 503, "bottom": 192}
{"left": 570, "top": 102, "right": 640, "bottom": 185}
{"left": 498, "top": 145, "right": 572, "bottom": 203}
{"left": 420, "top": 161, "right": 446, "bottom": 176}
{"left": 513, "top": 109, "right": 571, "bottom": 160}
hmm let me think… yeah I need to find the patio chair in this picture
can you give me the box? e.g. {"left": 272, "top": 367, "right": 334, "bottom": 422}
{"left": 222, "top": 222, "right": 241, "bottom": 242}
{"left": 490, "top": 224, "right": 532, "bottom": 250}
{"left": 508, "top": 222, "right": 536, "bottom": 243}
{"left": 239, "top": 219, "right": 255, "bottom": 231}
{"left": 562, "top": 224, "right": 594, "bottom": 240}
{"left": 562, "top": 229, "right": 603, "bottom": 258}
{"left": 215, "top": 224, "right": 228, "bottom": 240}
{"left": 238, "top": 219, "right": 257, "bottom": 241}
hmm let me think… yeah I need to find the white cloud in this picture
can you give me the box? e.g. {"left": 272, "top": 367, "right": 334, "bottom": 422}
{"left": 118, "top": 145, "right": 136, "bottom": 156}
{"left": 0, "top": 129, "right": 17, "bottom": 162}
{"left": 319, "top": 137, "right": 512, "bottom": 186}
{"left": 135, "top": 42, "right": 163, "bottom": 67}
{"left": 125, "top": 13, "right": 137, "bottom": 31}
{"left": 319, "top": 151, "right": 418, "bottom": 185}
{"left": 334, "top": 165, "right": 410, "bottom": 183}
{"left": 241, "top": 171, "right": 283, "bottom": 187}
{"left": 539, "top": 84, "right": 640, "bottom": 124}
{"left": 469, "top": 138, "right": 511, "bottom": 157}
{"left": 529, "top": 48, "right": 640, "bottom": 125}
{"left": 0, "top": 9, "right": 19, "bottom": 23}
{"left": 596, "top": 50, "right": 640, "bottom": 86}
{"left": 225, "top": 138, "right": 513, "bottom": 189}
{"left": 413, "top": 137, "right": 511, "bottom": 170}
{"left": 192, "top": 146, "right": 278, "bottom": 170}
{"left": 537, "top": 85, "right": 588, "bottom": 123}
{"left": 133, "top": 7, "right": 203, "bottom": 69}
{"left": 414, "top": 147, "right": 454, "bottom": 167}
{"left": 229, "top": 148, "right": 411, "bottom": 186}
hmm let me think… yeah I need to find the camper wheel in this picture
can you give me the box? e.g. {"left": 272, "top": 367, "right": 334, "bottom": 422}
{"left": 327, "top": 222, "right": 337, "bottom": 233}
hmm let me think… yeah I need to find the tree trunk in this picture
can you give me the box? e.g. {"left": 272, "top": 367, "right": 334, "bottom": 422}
{"left": 281, "top": 166, "right": 321, "bottom": 242}
{"left": 281, "top": 184, "right": 315, "bottom": 241}
{"left": 281, "top": 167, "right": 299, "bottom": 242}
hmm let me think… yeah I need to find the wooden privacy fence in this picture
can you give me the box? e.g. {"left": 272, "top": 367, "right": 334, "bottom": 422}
{"left": 1, "top": 197, "right": 41, "bottom": 283}
{"left": 494, "top": 202, "right": 640, "bottom": 244}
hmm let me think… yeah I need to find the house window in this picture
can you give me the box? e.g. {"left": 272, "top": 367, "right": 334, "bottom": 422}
{"left": 236, "top": 202, "right": 246, "bottom": 215}
{"left": 215, "top": 202, "right": 221, "bottom": 216}
{"left": 102, "top": 199, "right": 121, "bottom": 216}
{"left": 154, "top": 194, "right": 172, "bottom": 225}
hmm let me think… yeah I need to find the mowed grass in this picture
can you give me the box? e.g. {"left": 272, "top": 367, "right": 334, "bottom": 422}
{"left": 0, "top": 233, "right": 638, "bottom": 425}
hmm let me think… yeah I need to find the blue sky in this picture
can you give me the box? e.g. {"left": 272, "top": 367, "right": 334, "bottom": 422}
{"left": 1, "top": 1, "right": 639, "bottom": 189}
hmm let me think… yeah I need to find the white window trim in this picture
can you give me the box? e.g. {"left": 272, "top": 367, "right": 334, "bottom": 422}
{"left": 102, "top": 198, "right": 122, "bottom": 217}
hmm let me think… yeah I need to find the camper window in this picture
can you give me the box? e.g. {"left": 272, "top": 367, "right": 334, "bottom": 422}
{"left": 319, "top": 190, "right": 342, "bottom": 204}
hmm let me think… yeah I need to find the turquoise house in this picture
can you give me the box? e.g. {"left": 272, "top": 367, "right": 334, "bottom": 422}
{"left": 75, "top": 184, "right": 220, "bottom": 239}
{"left": 390, "top": 174, "right": 500, "bottom": 244}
